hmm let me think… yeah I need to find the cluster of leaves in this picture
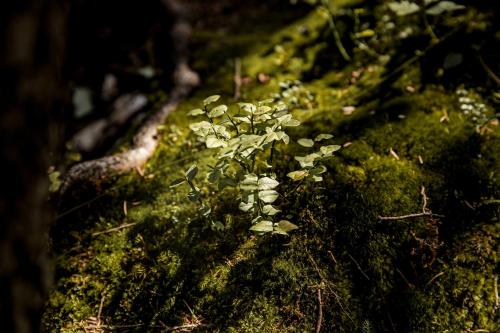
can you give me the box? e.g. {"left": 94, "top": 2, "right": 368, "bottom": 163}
{"left": 388, "top": 0, "right": 465, "bottom": 17}
{"left": 171, "top": 94, "right": 338, "bottom": 235}
{"left": 288, "top": 134, "right": 340, "bottom": 182}
{"left": 272, "top": 80, "right": 315, "bottom": 110}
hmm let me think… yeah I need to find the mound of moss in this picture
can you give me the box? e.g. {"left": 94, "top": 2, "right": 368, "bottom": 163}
{"left": 44, "top": 1, "right": 499, "bottom": 332}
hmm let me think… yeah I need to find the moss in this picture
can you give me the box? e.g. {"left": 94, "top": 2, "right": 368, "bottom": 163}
{"left": 44, "top": 0, "right": 499, "bottom": 332}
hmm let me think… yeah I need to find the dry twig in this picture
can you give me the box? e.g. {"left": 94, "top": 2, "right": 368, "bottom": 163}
{"left": 315, "top": 288, "right": 323, "bottom": 333}
{"left": 92, "top": 222, "right": 137, "bottom": 236}
{"left": 379, "top": 186, "right": 445, "bottom": 221}
{"left": 234, "top": 58, "right": 242, "bottom": 100}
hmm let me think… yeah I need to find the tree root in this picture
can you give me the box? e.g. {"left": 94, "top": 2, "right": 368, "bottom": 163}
{"left": 59, "top": 0, "right": 200, "bottom": 198}
{"left": 59, "top": 65, "right": 199, "bottom": 197}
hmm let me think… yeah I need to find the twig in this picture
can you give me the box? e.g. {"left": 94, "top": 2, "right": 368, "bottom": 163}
{"left": 97, "top": 294, "right": 105, "bottom": 327}
{"left": 315, "top": 288, "right": 323, "bottom": 333}
{"left": 92, "top": 222, "right": 137, "bottom": 236}
{"left": 234, "top": 58, "right": 242, "bottom": 100}
{"left": 306, "top": 250, "right": 354, "bottom": 323}
{"left": 347, "top": 254, "right": 370, "bottom": 281}
{"left": 421, "top": 186, "right": 428, "bottom": 213}
{"left": 425, "top": 271, "right": 444, "bottom": 288}
{"left": 379, "top": 186, "right": 445, "bottom": 220}
{"left": 378, "top": 212, "right": 445, "bottom": 221}
{"left": 495, "top": 276, "right": 499, "bottom": 309}
{"left": 327, "top": 250, "right": 337, "bottom": 265}
{"left": 477, "top": 54, "right": 500, "bottom": 86}
{"left": 396, "top": 268, "right": 415, "bottom": 289}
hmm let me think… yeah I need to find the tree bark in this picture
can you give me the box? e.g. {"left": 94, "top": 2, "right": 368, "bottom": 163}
{"left": 0, "top": 1, "right": 67, "bottom": 332}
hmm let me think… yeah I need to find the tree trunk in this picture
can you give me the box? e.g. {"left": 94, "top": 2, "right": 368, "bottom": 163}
{"left": 0, "top": 1, "right": 67, "bottom": 332}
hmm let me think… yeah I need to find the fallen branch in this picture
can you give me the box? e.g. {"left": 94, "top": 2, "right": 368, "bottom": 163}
{"left": 72, "top": 93, "right": 148, "bottom": 154}
{"left": 60, "top": 0, "right": 200, "bottom": 197}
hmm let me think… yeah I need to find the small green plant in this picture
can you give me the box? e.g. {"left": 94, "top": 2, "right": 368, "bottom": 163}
{"left": 288, "top": 134, "right": 340, "bottom": 183}
{"left": 272, "top": 80, "right": 315, "bottom": 110}
{"left": 388, "top": 0, "right": 465, "bottom": 41}
{"left": 171, "top": 94, "right": 339, "bottom": 234}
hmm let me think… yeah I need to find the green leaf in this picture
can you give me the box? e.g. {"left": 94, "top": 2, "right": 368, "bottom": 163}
{"left": 199, "top": 206, "right": 211, "bottom": 216}
{"left": 218, "top": 177, "right": 238, "bottom": 190}
{"left": 275, "top": 220, "right": 299, "bottom": 233}
{"left": 262, "top": 205, "right": 281, "bottom": 216}
{"left": 206, "top": 137, "right": 227, "bottom": 148}
{"left": 239, "top": 201, "right": 254, "bottom": 212}
{"left": 258, "top": 98, "right": 274, "bottom": 105}
{"left": 310, "top": 165, "right": 327, "bottom": 175}
{"left": 295, "top": 153, "right": 321, "bottom": 168}
{"left": 287, "top": 170, "right": 309, "bottom": 181}
{"left": 211, "top": 221, "right": 225, "bottom": 231}
{"left": 314, "top": 134, "right": 334, "bottom": 141}
{"left": 388, "top": 1, "right": 420, "bottom": 16}
{"left": 190, "top": 121, "right": 212, "bottom": 136}
{"left": 239, "top": 103, "right": 256, "bottom": 114}
{"left": 258, "top": 177, "right": 279, "bottom": 190}
{"left": 283, "top": 118, "right": 301, "bottom": 127}
{"left": 258, "top": 190, "right": 279, "bottom": 203}
{"left": 255, "top": 105, "right": 273, "bottom": 115}
{"left": 208, "top": 104, "right": 228, "bottom": 118}
{"left": 297, "top": 138, "right": 314, "bottom": 147}
{"left": 354, "top": 29, "right": 375, "bottom": 39}
{"left": 169, "top": 178, "right": 186, "bottom": 187}
{"left": 203, "top": 95, "right": 221, "bottom": 106}
{"left": 250, "top": 220, "right": 274, "bottom": 233}
{"left": 207, "top": 168, "right": 221, "bottom": 183}
{"left": 240, "top": 173, "right": 258, "bottom": 191}
{"left": 276, "top": 131, "right": 290, "bottom": 144}
{"left": 320, "top": 145, "right": 341, "bottom": 155}
{"left": 233, "top": 114, "right": 251, "bottom": 123}
{"left": 426, "top": 1, "right": 465, "bottom": 15}
{"left": 311, "top": 175, "right": 323, "bottom": 182}
{"left": 185, "top": 165, "right": 198, "bottom": 181}
{"left": 188, "top": 108, "right": 205, "bottom": 116}
{"left": 48, "top": 171, "right": 62, "bottom": 193}
{"left": 188, "top": 189, "right": 200, "bottom": 202}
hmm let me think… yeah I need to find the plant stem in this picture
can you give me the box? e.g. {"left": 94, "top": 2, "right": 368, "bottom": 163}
{"left": 204, "top": 106, "right": 220, "bottom": 139}
{"left": 250, "top": 113, "right": 255, "bottom": 134}
{"left": 187, "top": 179, "right": 203, "bottom": 205}
{"left": 418, "top": 0, "right": 438, "bottom": 42}
{"left": 269, "top": 141, "right": 276, "bottom": 165}
{"left": 226, "top": 113, "right": 240, "bottom": 135}
{"left": 321, "top": 0, "right": 351, "bottom": 62}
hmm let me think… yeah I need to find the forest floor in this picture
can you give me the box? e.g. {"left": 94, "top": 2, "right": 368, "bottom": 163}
{"left": 44, "top": 1, "right": 499, "bottom": 332}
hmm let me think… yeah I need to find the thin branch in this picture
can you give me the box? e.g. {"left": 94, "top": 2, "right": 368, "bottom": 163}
{"left": 421, "top": 186, "right": 428, "bottom": 213}
{"left": 378, "top": 212, "right": 444, "bottom": 221}
{"left": 98, "top": 294, "right": 105, "bottom": 320}
{"left": 347, "top": 254, "right": 370, "bottom": 281}
{"left": 477, "top": 54, "right": 500, "bottom": 86}
{"left": 315, "top": 288, "right": 323, "bottom": 333}
{"left": 495, "top": 276, "right": 499, "bottom": 309}
{"left": 92, "top": 222, "right": 138, "bottom": 236}
{"left": 425, "top": 271, "right": 444, "bottom": 288}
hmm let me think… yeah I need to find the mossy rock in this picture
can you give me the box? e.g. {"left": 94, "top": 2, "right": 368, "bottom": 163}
{"left": 43, "top": 1, "right": 499, "bottom": 332}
